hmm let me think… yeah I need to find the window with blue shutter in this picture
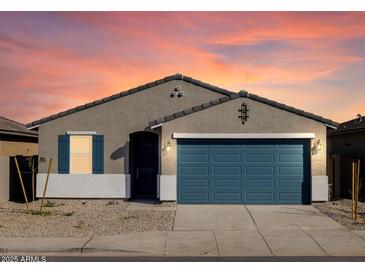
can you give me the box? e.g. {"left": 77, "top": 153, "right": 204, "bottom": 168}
{"left": 92, "top": 135, "right": 104, "bottom": 174}
{"left": 58, "top": 135, "right": 70, "bottom": 174}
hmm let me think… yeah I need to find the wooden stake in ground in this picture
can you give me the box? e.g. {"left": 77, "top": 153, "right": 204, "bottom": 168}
{"left": 355, "top": 159, "right": 360, "bottom": 220}
{"left": 40, "top": 158, "right": 52, "bottom": 212}
{"left": 31, "top": 157, "right": 35, "bottom": 211}
{"left": 352, "top": 161, "right": 355, "bottom": 220}
{"left": 14, "top": 157, "right": 30, "bottom": 214}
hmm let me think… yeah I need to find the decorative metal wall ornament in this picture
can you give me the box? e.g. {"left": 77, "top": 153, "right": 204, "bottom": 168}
{"left": 238, "top": 102, "right": 249, "bottom": 124}
{"left": 171, "top": 85, "right": 184, "bottom": 97}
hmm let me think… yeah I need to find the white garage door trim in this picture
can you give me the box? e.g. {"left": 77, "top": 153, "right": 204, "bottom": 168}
{"left": 173, "top": 133, "right": 315, "bottom": 139}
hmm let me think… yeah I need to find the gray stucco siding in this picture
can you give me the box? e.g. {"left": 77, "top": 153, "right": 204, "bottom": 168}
{"left": 38, "top": 80, "right": 224, "bottom": 173}
{"left": 160, "top": 98, "right": 327, "bottom": 177}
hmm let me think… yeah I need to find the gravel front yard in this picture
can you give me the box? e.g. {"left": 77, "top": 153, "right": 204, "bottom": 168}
{"left": 313, "top": 199, "right": 365, "bottom": 230}
{"left": 0, "top": 199, "right": 176, "bottom": 238}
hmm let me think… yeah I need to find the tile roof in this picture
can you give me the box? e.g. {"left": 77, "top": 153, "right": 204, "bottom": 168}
{"left": 328, "top": 115, "right": 365, "bottom": 135}
{"left": 25, "top": 73, "right": 338, "bottom": 129}
{"left": 26, "top": 73, "right": 234, "bottom": 128}
{"left": 0, "top": 116, "right": 38, "bottom": 138}
{"left": 149, "top": 91, "right": 339, "bottom": 128}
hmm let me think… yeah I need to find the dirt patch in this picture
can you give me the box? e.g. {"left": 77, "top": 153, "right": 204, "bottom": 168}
{"left": 0, "top": 199, "right": 176, "bottom": 238}
{"left": 313, "top": 199, "right": 365, "bottom": 230}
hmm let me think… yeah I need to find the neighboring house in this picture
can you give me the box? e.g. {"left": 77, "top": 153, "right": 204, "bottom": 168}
{"left": 0, "top": 116, "right": 38, "bottom": 202}
{"left": 327, "top": 114, "right": 365, "bottom": 198}
{"left": 26, "top": 74, "right": 338, "bottom": 204}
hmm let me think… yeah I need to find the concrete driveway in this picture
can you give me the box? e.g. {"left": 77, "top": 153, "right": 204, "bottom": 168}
{"left": 2, "top": 205, "right": 365, "bottom": 258}
{"left": 170, "top": 205, "right": 365, "bottom": 256}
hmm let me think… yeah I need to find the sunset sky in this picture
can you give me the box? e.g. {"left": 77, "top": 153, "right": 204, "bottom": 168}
{"left": 0, "top": 12, "right": 364, "bottom": 124}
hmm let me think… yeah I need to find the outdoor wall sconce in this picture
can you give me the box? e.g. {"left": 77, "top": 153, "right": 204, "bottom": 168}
{"left": 311, "top": 139, "right": 322, "bottom": 155}
{"left": 162, "top": 141, "right": 172, "bottom": 156}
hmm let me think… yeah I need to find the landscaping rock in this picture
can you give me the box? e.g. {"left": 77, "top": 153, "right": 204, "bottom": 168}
{"left": 0, "top": 199, "right": 176, "bottom": 238}
{"left": 313, "top": 199, "right": 365, "bottom": 230}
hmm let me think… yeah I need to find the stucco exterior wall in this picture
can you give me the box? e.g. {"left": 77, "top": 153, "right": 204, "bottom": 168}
{"left": 0, "top": 140, "right": 38, "bottom": 156}
{"left": 38, "top": 80, "right": 223, "bottom": 173}
{"left": 160, "top": 98, "right": 327, "bottom": 177}
{"left": 0, "top": 156, "right": 9, "bottom": 202}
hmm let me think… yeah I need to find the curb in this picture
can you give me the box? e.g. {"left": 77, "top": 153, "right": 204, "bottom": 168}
{"left": 1, "top": 247, "right": 82, "bottom": 254}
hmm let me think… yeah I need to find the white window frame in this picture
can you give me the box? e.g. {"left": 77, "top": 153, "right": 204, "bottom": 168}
{"left": 69, "top": 135, "right": 93, "bottom": 174}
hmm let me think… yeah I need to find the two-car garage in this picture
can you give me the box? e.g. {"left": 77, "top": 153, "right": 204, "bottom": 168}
{"left": 177, "top": 137, "right": 311, "bottom": 205}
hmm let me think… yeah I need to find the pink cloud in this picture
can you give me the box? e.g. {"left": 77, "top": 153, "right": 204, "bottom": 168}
{"left": 0, "top": 12, "right": 364, "bottom": 123}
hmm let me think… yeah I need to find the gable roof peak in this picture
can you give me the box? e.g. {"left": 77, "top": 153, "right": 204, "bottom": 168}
{"left": 174, "top": 73, "right": 183, "bottom": 80}
{"left": 149, "top": 90, "right": 339, "bottom": 128}
{"left": 26, "top": 73, "right": 234, "bottom": 128}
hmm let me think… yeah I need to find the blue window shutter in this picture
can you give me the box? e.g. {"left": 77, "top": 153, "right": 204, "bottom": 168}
{"left": 58, "top": 135, "right": 70, "bottom": 174}
{"left": 93, "top": 135, "right": 104, "bottom": 174}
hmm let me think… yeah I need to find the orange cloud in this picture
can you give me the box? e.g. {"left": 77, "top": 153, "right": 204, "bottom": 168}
{"left": 0, "top": 12, "right": 364, "bottom": 123}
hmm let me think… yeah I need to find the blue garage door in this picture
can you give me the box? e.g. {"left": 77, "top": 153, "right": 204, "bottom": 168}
{"left": 177, "top": 139, "right": 310, "bottom": 204}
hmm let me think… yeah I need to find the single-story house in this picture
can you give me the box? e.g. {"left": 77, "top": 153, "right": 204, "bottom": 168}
{"left": 327, "top": 114, "right": 364, "bottom": 199}
{"left": 26, "top": 74, "right": 338, "bottom": 204}
{"left": 0, "top": 116, "right": 38, "bottom": 202}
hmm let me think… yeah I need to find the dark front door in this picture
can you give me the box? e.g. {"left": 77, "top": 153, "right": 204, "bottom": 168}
{"left": 130, "top": 132, "right": 158, "bottom": 198}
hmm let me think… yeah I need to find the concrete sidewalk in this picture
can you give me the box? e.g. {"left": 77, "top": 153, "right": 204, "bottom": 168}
{"left": 1, "top": 205, "right": 365, "bottom": 257}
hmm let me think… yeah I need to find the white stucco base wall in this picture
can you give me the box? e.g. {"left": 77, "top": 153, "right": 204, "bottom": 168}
{"left": 36, "top": 174, "right": 131, "bottom": 199}
{"left": 311, "top": 175, "right": 329, "bottom": 202}
{"left": 36, "top": 173, "right": 328, "bottom": 203}
{"left": 158, "top": 175, "right": 177, "bottom": 201}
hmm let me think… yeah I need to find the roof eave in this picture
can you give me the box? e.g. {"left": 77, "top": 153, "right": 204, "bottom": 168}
{"left": 0, "top": 130, "right": 38, "bottom": 138}
{"left": 328, "top": 127, "right": 365, "bottom": 136}
{"left": 26, "top": 73, "right": 235, "bottom": 128}
{"left": 149, "top": 91, "right": 339, "bottom": 128}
